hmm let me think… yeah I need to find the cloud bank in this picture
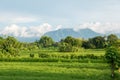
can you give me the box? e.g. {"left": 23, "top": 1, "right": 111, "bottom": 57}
{"left": 75, "top": 22, "right": 120, "bottom": 34}
{"left": 0, "top": 22, "right": 120, "bottom": 38}
{"left": 0, "top": 23, "right": 62, "bottom": 37}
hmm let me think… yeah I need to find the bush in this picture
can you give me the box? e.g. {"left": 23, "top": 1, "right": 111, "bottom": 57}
{"left": 38, "top": 53, "right": 49, "bottom": 58}
{"left": 30, "top": 53, "right": 34, "bottom": 58}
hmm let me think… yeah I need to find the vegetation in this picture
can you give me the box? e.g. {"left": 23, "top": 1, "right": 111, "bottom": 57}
{"left": 0, "top": 62, "right": 118, "bottom": 80}
{"left": 105, "top": 47, "right": 120, "bottom": 78}
{"left": 58, "top": 36, "right": 82, "bottom": 52}
{"left": 37, "top": 36, "right": 54, "bottom": 48}
{"left": 0, "top": 34, "right": 119, "bottom": 80}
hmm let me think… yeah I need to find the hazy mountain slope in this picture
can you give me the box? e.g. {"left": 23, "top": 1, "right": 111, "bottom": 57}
{"left": 44, "top": 28, "right": 102, "bottom": 41}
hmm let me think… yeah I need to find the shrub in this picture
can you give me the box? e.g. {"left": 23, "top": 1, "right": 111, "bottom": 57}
{"left": 38, "top": 53, "right": 49, "bottom": 58}
{"left": 30, "top": 53, "right": 34, "bottom": 58}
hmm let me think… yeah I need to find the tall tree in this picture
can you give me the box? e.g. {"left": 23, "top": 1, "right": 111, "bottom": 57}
{"left": 63, "top": 36, "right": 82, "bottom": 47}
{"left": 38, "top": 36, "right": 54, "bottom": 48}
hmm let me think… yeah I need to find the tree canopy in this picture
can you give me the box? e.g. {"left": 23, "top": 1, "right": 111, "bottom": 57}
{"left": 38, "top": 36, "right": 54, "bottom": 48}
{"left": 105, "top": 47, "right": 120, "bottom": 78}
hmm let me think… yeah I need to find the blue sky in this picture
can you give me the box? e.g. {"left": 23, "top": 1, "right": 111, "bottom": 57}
{"left": 0, "top": 0, "right": 120, "bottom": 37}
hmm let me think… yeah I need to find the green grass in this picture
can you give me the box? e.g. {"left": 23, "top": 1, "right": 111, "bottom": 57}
{"left": 0, "top": 62, "right": 119, "bottom": 80}
{"left": 19, "top": 49, "right": 105, "bottom": 58}
{"left": 0, "top": 49, "right": 105, "bottom": 62}
{"left": 0, "top": 49, "right": 119, "bottom": 80}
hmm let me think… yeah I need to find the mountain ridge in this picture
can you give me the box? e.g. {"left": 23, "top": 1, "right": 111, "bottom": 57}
{"left": 44, "top": 28, "right": 102, "bottom": 42}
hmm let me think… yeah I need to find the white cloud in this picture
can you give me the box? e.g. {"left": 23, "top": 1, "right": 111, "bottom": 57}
{"left": 1, "top": 22, "right": 120, "bottom": 38}
{"left": 0, "top": 23, "right": 62, "bottom": 37}
{"left": 75, "top": 22, "right": 120, "bottom": 34}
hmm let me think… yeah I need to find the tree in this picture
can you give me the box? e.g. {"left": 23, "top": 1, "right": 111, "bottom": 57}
{"left": 38, "top": 36, "right": 54, "bottom": 48}
{"left": 59, "top": 42, "right": 79, "bottom": 52}
{"left": 82, "top": 40, "right": 95, "bottom": 49}
{"left": 89, "top": 36, "right": 106, "bottom": 49}
{"left": 58, "top": 36, "right": 82, "bottom": 52}
{"left": 1, "top": 36, "right": 21, "bottom": 56}
{"left": 105, "top": 47, "right": 120, "bottom": 78}
{"left": 82, "top": 36, "right": 106, "bottom": 49}
{"left": 62, "top": 36, "right": 82, "bottom": 47}
{"left": 107, "top": 34, "right": 118, "bottom": 46}
{"left": 59, "top": 42, "right": 72, "bottom": 52}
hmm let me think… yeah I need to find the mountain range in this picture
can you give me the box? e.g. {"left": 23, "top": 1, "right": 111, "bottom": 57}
{"left": 2, "top": 28, "right": 120, "bottom": 42}
{"left": 43, "top": 28, "right": 102, "bottom": 41}
{"left": 21, "top": 28, "right": 103, "bottom": 42}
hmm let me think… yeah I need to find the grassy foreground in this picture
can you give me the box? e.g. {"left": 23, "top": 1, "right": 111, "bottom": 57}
{"left": 0, "top": 62, "right": 119, "bottom": 80}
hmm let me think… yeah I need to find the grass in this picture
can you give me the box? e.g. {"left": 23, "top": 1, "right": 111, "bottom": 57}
{"left": 19, "top": 49, "right": 105, "bottom": 58}
{"left": 0, "top": 62, "right": 119, "bottom": 80}
{"left": 0, "top": 49, "right": 119, "bottom": 80}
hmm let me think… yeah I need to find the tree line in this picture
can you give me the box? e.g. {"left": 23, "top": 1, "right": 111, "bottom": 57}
{"left": 0, "top": 34, "right": 119, "bottom": 56}
{"left": 36, "top": 34, "right": 119, "bottom": 51}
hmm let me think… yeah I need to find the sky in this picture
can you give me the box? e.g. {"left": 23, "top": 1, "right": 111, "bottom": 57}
{"left": 0, "top": 0, "right": 120, "bottom": 37}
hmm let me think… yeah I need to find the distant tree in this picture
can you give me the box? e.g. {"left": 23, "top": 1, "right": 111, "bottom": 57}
{"left": 38, "top": 36, "right": 54, "bottom": 48}
{"left": 107, "top": 34, "right": 118, "bottom": 46}
{"left": 62, "top": 36, "right": 82, "bottom": 47}
{"left": 59, "top": 42, "right": 72, "bottom": 52}
{"left": 82, "top": 36, "right": 106, "bottom": 49}
{"left": 105, "top": 47, "right": 120, "bottom": 78}
{"left": 82, "top": 40, "right": 95, "bottom": 49}
{"left": 89, "top": 36, "right": 106, "bottom": 48}
{"left": 58, "top": 36, "right": 82, "bottom": 52}
{"left": 1, "top": 36, "right": 21, "bottom": 56}
{"left": 59, "top": 42, "right": 79, "bottom": 52}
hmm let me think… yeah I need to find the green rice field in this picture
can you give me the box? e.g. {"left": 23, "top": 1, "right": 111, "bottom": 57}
{"left": 0, "top": 62, "right": 119, "bottom": 80}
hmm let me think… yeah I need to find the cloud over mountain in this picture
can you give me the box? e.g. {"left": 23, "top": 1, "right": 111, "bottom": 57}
{"left": 75, "top": 22, "right": 120, "bottom": 34}
{"left": 0, "top": 23, "right": 62, "bottom": 37}
{"left": 0, "top": 22, "right": 120, "bottom": 38}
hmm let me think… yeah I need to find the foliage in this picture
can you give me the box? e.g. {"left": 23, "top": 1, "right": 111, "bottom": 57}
{"left": 59, "top": 42, "right": 72, "bottom": 52}
{"left": 61, "top": 36, "right": 82, "bottom": 47}
{"left": 105, "top": 46, "right": 120, "bottom": 78}
{"left": 58, "top": 42, "right": 80, "bottom": 52}
{"left": 1, "top": 36, "right": 21, "bottom": 56}
{"left": 89, "top": 36, "right": 106, "bottom": 49}
{"left": 107, "top": 34, "right": 118, "bottom": 46}
{"left": 38, "top": 36, "right": 54, "bottom": 48}
{"left": 38, "top": 52, "right": 50, "bottom": 58}
{"left": 58, "top": 36, "right": 82, "bottom": 52}
{"left": 82, "top": 40, "right": 95, "bottom": 49}
{"left": 82, "top": 36, "right": 106, "bottom": 49}
{"left": 30, "top": 53, "right": 34, "bottom": 58}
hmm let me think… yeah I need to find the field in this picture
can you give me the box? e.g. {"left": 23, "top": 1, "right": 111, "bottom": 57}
{"left": 0, "top": 49, "right": 120, "bottom": 80}
{"left": 0, "top": 62, "right": 115, "bottom": 80}
{"left": 19, "top": 49, "right": 105, "bottom": 58}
